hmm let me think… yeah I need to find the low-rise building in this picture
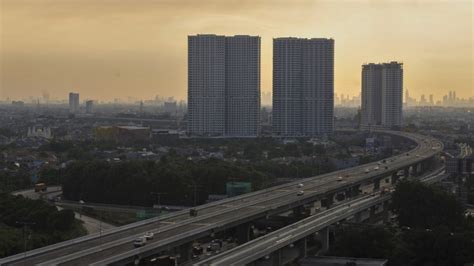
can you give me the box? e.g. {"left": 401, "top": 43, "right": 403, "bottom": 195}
{"left": 94, "top": 126, "right": 151, "bottom": 143}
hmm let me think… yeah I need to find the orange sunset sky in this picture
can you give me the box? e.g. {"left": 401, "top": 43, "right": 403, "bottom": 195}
{"left": 1, "top": 0, "right": 473, "bottom": 102}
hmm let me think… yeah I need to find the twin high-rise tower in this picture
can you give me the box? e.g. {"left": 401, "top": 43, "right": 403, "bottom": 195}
{"left": 187, "top": 34, "right": 335, "bottom": 138}
{"left": 187, "top": 35, "right": 260, "bottom": 137}
{"left": 361, "top": 62, "right": 403, "bottom": 128}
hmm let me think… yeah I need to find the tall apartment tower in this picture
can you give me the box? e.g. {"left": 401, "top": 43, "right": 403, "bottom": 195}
{"left": 85, "top": 100, "right": 94, "bottom": 114}
{"left": 69, "top": 92, "right": 79, "bottom": 113}
{"left": 361, "top": 61, "right": 403, "bottom": 128}
{"left": 361, "top": 64, "right": 383, "bottom": 126}
{"left": 188, "top": 34, "right": 260, "bottom": 137}
{"left": 272, "top": 38, "right": 334, "bottom": 137}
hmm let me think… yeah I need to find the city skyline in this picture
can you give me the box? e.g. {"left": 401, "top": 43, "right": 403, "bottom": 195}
{"left": 1, "top": 0, "right": 473, "bottom": 102}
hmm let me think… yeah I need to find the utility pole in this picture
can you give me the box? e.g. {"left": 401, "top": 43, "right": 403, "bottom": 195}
{"left": 193, "top": 180, "right": 197, "bottom": 207}
{"left": 190, "top": 179, "right": 204, "bottom": 207}
{"left": 150, "top": 192, "right": 166, "bottom": 215}
{"left": 16, "top": 221, "right": 35, "bottom": 265}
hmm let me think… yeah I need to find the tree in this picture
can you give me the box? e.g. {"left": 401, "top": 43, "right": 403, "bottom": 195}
{"left": 390, "top": 180, "right": 464, "bottom": 230}
{"left": 328, "top": 225, "right": 395, "bottom": 259}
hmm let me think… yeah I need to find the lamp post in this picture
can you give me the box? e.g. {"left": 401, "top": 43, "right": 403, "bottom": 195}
{"left": 150, "top": 192, "right": 166, "bottom": 215}
{"left": 79, "top": 200, "right": 85, "bottom": 218}
{"left": 16, "top": 221, "right": 35, "bottom": 265}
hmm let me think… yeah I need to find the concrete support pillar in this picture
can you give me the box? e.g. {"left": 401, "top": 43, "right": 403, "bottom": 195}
{"left": 369, "top": 206, "right": 376, "bottom": 217}
{"left": 322, "top": 194, "right": 334, "bottom": 208}
{"left": 319, "top": 227, "right": 329, "bottom": 253}
{"left": 354, "top": 212, "right": 362, "bottom": 223}
{"left": 272, "top": 250, "right": 282, "bottom": 266}
{"left": 178, "top": 242, "right": 192, "bottom": 262}
{"left": 353, "top": 184, "right": 361, "bottom": 197}
{"left": 404, "top": 167, "right": 410, "bottom": 178}
{"left": 346, "top": 185, "right": 360, "bottom": 199}
{"left": 297, "top": 237, "right": 307, "bottom": 258}
{"left": 382, "top": 201, "right": 390, "bottom": 223}
{"left": 236, "top": 223, "right": 250, "bottom": 244}
{"left": 391, "top": 172, "right": 399, "bottom": 184}
{"left": 373, "top": 178, "right": 381, "bottom": 191}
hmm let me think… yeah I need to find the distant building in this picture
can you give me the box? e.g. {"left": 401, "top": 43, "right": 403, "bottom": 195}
{"left": 27, "top": 127, "right": 52, "bottom": 139}
{"left": 361, "top": 62, "right": 403, "bottom": 129}
{"left": 11, "top": 101, "right": 24, "bottom": 106}
{"left": 272, "top": 37, "right": 334, "bottom": 137}
{"left": 187, "top": 34, "right": 260, "bottom": 137}
{"left": 69, "top": 92, "right": 79, "bottom": 113}
{"left": 164, "top": 101, "right": 177, "bottom": 114}
{"left": 94, "top": 126, "right": 151, "bottom": 143}
{"left": 85, "top": 100, "right": 94, "bottom": 114}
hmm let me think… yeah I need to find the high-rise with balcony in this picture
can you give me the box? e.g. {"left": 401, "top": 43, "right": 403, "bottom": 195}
{"left": 361, "top": 61, "right": 403, "bottom": 128}
{"left": 188, "top": 34, "right": 260, "bottom": 137}
{"left": 272, "top": 38, "right": 334, "bottom": 137}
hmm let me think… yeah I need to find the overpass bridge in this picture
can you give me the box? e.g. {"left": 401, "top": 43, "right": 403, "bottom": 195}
{"left": 196, "top": 166, "right": 448, "bottom": 266}
{"left": 0, "top": 130, "right": 443, "bottom": 266}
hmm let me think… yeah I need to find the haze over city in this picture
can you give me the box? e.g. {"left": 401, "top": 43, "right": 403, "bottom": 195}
{"left": 1, "top": 1, "right": 474, "bottom": 265}
{"left": 1, "top": 0, "right": 472, "bottom": 102}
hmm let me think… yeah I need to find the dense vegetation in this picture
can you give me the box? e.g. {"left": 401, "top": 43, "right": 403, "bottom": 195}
{"left": 62, "top": 157, "right": 268, "bottom": 206}
{"left": 328, "top": 180, "right": 474, "bottom": 266}
{"left": 0, "top": 193, "right": 86, "bottom": 258}
{"left": 0, "top": 171, "right": 31, "bottom": 193}
{"left": 61, "top": 155, "right": 335, "bottom": 206}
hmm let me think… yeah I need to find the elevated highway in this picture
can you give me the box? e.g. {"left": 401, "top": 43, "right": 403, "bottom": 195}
{"left": 196, "top": 166, "right": 449, "bottom": 266}
{"left": 0, "top": 130, "right": 443, "bottom": 266}
{"left": 195, "top": 194, "right": 390, "bottom": 266}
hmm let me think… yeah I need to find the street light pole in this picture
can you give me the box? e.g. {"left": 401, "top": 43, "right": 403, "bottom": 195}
{"left": 150, "top": 192, "right": 166, "bottom": 215}
{"left": 16, "top": 221, "right": 35, "bottom": 265}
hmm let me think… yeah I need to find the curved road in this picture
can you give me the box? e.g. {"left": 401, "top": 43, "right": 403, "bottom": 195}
{"left": 0, "top": 130, "right": 443, "bottom": 266}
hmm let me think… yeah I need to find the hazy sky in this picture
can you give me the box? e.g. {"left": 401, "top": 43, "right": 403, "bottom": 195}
{"left": 1, "top": 0, "right": 473, "bottom": 102}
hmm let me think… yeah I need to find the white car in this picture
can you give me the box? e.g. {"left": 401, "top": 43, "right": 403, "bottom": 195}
{"left": 297, "top": 183, "right": 304, "bottom": 188}
{"left": 144, "top": 232, "right": 154, "bottom": 240}
{"left": 297, "top": 191, "right": 304, "bottom": 196}
{"left": 337, "top": 176, "right": 343, "bottom": 181}
{"left": 133, "top": 237, "right": 147, "bottom": 247}
{"left": 374, "top": 166, "right": 379, "bottom": 170}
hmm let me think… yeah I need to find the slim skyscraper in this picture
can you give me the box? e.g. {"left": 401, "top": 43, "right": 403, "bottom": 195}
{"left": 272, "top": 38, "right": 334, "bottom": 137}
{"left": 361, "top": 61, "right": 403, "bottom": 128}
{"left": 85, "top": 100, "right": 94, "bottom": 114}
{"left": 69, "top": 92, "right": 79, "bottom": 113}
{"left": 187, "top": 34, "right": 260, "bottom": 137}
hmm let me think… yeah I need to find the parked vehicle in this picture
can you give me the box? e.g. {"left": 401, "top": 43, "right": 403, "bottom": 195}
{"left": 297, "top": 191, "right": 304, "bottom": 196}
